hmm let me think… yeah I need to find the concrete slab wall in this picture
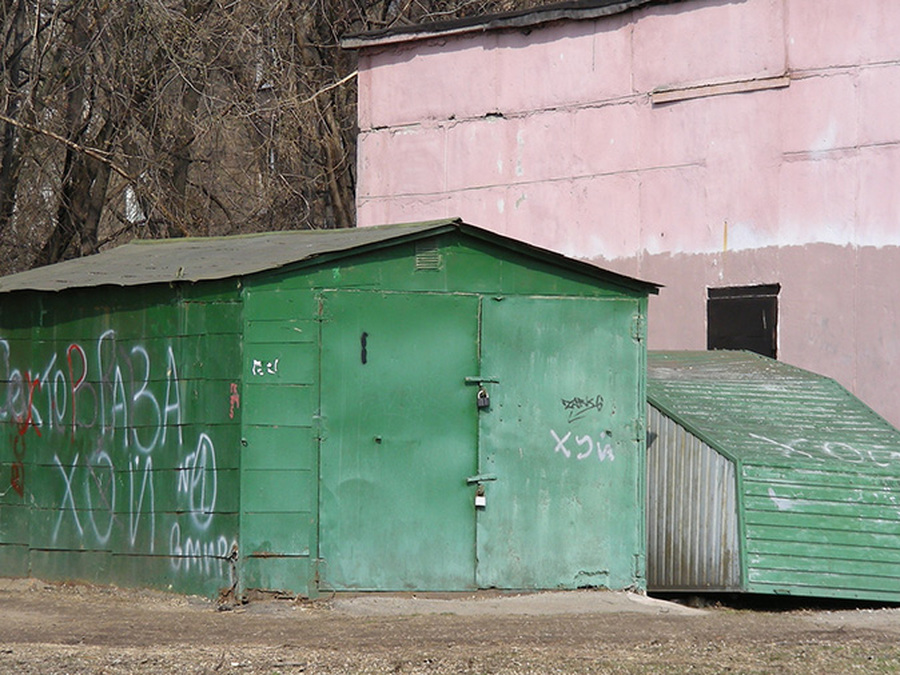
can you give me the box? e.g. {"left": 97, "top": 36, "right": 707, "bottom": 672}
{"left": 355, "top": 0, "right": 900, "bottom": 426}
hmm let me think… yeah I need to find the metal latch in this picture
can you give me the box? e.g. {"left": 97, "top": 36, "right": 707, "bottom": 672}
{"left": 464, "top": 376, "right": 499, "bottom": 384}
{"left": 466, "top": 473, "right": 498, "bottom": 484}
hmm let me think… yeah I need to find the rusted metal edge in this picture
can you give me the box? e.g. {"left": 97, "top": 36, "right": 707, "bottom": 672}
{"left": 651, "top": 75, "right": 791, "bottom": 105}
{"left": 342, "top": 0, "right": 677, "bottom": 49}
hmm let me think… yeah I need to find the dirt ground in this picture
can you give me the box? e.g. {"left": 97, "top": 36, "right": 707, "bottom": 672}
{"left": 2, "top": 578, "right": 900, "bottom": 674}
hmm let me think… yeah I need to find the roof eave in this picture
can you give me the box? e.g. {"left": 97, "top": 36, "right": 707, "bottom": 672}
{"left": 647, "top": 394, "right": 742, "bottom": 465}
{"left": 342, "top": 0, "right": 669, "bottom": 50}
{"left": 266, "top": 220, "right": 464, "bottom": 276}
{"left": 457, "top": 223, "right": 660, "bottom": 294}
{"left": 0, "top": 218, "right": 659, "bottom": 295}
{"left": 267, "top": 219, "right": 660, "bottom": 294}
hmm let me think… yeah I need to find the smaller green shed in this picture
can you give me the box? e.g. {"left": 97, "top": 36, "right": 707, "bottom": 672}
{"left": 647, "top": 350, "right": 900, "bottom": 602}
{"left": 0, "top": 219, "right": 659, "bottom": 598}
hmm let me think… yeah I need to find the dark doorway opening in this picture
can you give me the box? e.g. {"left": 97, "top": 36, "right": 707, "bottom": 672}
{"left": 707, "top": 284, "right": 779, "bottom": 358}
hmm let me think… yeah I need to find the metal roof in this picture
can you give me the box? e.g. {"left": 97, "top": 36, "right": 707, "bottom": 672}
{"left": 342, "top": 0, "right": 687, "bottom": 49}
{"left": 648, "top": 350, "right": 900, "bottom": 472}
{"left": 0, "top": 218, "right": 660, "bottom": 294}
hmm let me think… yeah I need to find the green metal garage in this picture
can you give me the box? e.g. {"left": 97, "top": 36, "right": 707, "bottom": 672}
{"left": 0, "top": 219, "right": 658, "bottom": 597}
{"left": 647, "top": 350, "right": 900, "bottom": 602}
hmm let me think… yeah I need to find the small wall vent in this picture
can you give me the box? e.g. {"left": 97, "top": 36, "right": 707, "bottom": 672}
{"left": 415, "top": 240, "right": 442, "bottom": 270}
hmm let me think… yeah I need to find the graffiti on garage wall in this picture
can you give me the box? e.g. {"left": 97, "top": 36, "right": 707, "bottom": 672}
{"left": 552, "top": 393, "right": 615, "bottom": 463}
{"left": 0, "top": 330, "right": 237, "bottom": 578}
{"left": 551, "top": 429, "right": 615, "bottom": 462}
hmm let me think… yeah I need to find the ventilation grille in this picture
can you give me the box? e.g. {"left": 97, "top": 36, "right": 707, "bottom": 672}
{"left": 415, "top": 241, "right": 442, "bottom": 270}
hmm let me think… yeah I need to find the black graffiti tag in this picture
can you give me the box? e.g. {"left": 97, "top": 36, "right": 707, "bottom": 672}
{"left": 561, "top": 394, "right": 604, "bottom": 423}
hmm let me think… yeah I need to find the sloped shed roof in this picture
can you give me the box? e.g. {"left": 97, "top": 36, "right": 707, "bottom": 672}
{"left": 0, "top": 219, "right": 659, "bottom": 294}
{"left": 647, "top": 350, "right": 900, "bottom": 600}
{"left": 648, "top": 350, "right": 900, "bottom": 472}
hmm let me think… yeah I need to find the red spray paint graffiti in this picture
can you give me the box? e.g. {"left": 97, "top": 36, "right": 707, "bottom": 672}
{"left": 1, "top": 332, "right": 237, "bottom": 577}
{"left": 9, "top": 371, "right": 41, "bottom": 497}
{"left": 10, "top": 436, "right": 25, "bottom": 497}
{"left": 228, "top": 383, "right": 240, "bottom": 419}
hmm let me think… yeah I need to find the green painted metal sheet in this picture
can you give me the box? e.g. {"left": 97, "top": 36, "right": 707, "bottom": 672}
{"left": 242, "top": 384, "right": 315, "bottom": 426}
{"left": 29, "top": 549, "right": 112, "bottom": 584}
{"left": 0, "top": 500, "right": 28, "bottom": 542}
{"left": 0, "top": 286, "right": 242, "bottom": 596}
{"left": 182, "top": 301, "right": 242, "bottom": 336}
{"left": 242, "top": 511, "right": 312, "bottom": 556}
{"left": 0, "top": 220, "right": 658, "bottom": 296}
{"left": 0, "top": 221, "right": 658, "bottom": 599}
{"left": 241, "top": 555, "right": 311, "bottom": 594}
{"left": 318, "top": 291, "right": 479, "bottom": 590}
{"left": 648, "top": 350, "right": 900, "bottom": 472}
{"left": 245, "top": 319, "right": 317, "bottom": 344}
{"left": 741, "top": 462, "right": 900, "bottom": 601}
{"left": 476, "top": 296, "right": 644, "bottom": 590}
{"left": 238, "top": 285, "right": 321, "bottom": 595}
{"left": 648, "top": 350, "right": 900, "bottom": 602}
{"left": 242, "top": 287, "right": 320, "bottom": 322}
{"left": 316, "top": 290, "right": 647, "bottom": 592}
{"left": 243, "top": 470, "right": 314, "bottom": 513}
{"left": 243, "top": 342, "right": 317, "bottom": 384}
{"left": 265, "top": 235, "right": 654, "bottom": 300}
{"left": 241, "top": 426, "right": 316, "bottom": 471}
{"left": 0, "top": 545, "right": 29, "bottom": 576}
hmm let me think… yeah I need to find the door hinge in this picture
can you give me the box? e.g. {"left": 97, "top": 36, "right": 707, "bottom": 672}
{"left": 633, "top": 553, "right": 646, "bottom": 582}
{"left": 313, "top": 414, "right": 326, "bottom": 441}
{"left": 633, "top": 418, "right": 644, "bottom": 442}
{"left": 631, "top": 313, "right": 645, "bottom": 342}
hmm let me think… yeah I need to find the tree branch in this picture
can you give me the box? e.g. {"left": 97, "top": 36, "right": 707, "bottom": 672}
{"left": 0, "top": 111, "right": 132, "bottom": 181}
{"left": 300, "top": 71, "right": 357, "bottom": 106}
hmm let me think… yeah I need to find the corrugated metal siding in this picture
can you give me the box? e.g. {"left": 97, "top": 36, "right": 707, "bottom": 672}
{"left": 646, "top": 405, "right": 741, "bottom": 591}
{"left": 648, "top": 350, "right": 900, "bottom": 602}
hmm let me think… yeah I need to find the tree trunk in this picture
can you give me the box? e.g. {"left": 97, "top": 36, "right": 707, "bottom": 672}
{"left": 0, "top": 0, "right": 28, "bottom": 235}
{"left": 33, "top": 3, "right": 113, "bottom": 265}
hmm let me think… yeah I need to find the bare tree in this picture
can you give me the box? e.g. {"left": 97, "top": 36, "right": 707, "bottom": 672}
{"left": 0, "top": 0, "right": 547, "bottom": 273}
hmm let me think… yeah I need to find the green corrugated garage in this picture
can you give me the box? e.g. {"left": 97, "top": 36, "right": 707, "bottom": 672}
{"left": 647, "top": 350, "right": 900, "bottom": 602}
{"left": 0, "top": 219, "right": 658, "bottom": 597}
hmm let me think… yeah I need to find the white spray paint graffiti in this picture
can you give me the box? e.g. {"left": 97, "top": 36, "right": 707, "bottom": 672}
{"left": 177, "top": 433, "right": 217, "bottom": 530}
{"left": 52, "top": 453, "right": 83, "bottom": 540}
{"left": 767, "top": 487, "right": 794, "bottom": 511}
{"left": 169, "top": 524, "right": 232, "bottom": 575}
{"left": 552, "top": 393, "right": 616, "bottom": 463}
{"left": 551, "top": 429, "right": 615, "bottom": 462}
{"left": 749, "top": 433, "right": 900, "bottom": 467}
{"left": 251, "top": 357, "right": 279, "bottom": 377}
{"left": 85, "top": 448, "right": 115, "bottom": 544}
{"left": 128, "top": 455, "right": 155, "bottom": 551}
{"left": 0, "top": 332, "right": 237, "bottom": 579}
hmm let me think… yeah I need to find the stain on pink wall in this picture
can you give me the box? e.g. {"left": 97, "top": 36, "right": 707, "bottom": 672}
{"left": 354, "top": 0, "right": 900, "bottom": 426}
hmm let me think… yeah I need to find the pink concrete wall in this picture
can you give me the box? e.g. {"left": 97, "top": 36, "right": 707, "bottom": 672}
{"left": 355, "top": 0, "right": 900, "bottom": 426}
